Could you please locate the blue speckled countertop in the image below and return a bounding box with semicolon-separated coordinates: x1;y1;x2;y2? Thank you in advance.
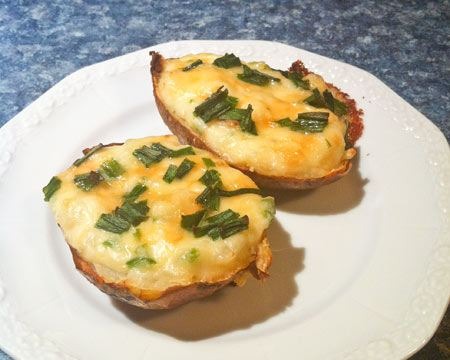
0;1;448;359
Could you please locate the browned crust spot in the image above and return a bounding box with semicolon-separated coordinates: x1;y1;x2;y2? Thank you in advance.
150;52;360;189
289;60;364;147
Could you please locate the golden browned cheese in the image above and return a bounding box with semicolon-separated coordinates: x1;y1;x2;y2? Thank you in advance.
154;53;357;180
47;136;275;302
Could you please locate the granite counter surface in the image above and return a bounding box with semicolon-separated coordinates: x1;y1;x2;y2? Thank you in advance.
0;1;448;359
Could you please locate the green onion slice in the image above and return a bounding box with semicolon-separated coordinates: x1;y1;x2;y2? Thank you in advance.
183;248;200;262
73;144;104;167
237;65;281;86
181;209;207;230
205;209;240;225
163;164;178;183
133;143;195;167
213;53;241;68
220;215;249;239
282;71;310;89
196;186;220;210
99;159;125;179
126;256;156;268
74;171;103;191
43;176;62;201
305;88;327;108
115;200;149;227
133;145;165;167
123;183;147;203
202;157;216;168
95;213;130;234
323;89;348;116
219;104;257;135
218;188;262;197
276;112;329;133
193;87;238;122
182;59;203;71
199;169;222;187
175;158;195;179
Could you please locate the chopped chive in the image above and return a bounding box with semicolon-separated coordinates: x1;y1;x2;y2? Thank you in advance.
43;176;62;201
213;53;242;68
193;211;248;239
151;143;195;157
196;186;220;210
218;188;262;197
276;112;329;133
73;144;104;167
207;227;221;240
192;210;239;237
163;164;178;183
199;169;222;187
123;183;147;203
218;108;247;121
305;88;327;108
239;104;257;135
202;157;216;168
333;98;348;116
99;159;125;180
193;222;216;238
115;200;149;227
102;240;114;248
298;112;329;121
220;215;249;239
126;256;156;268
175;158;195;179
103;238;119;248
276;118;295;127
149;143;173;157
323;89;335;112
193;87;237;122
294;112;329;133
133;145;165;167
205;209;240;225
282;71;310;89
323;89;347;116
95;213;130;234
183;59;203;71
219;104;257;135
74;171;103;191
262;197;276;220
181;209;207;230
183;248;200;262
237;65;281;86
183;208;249;241
169;146;195;157
325;138;332;148
134;143;196;167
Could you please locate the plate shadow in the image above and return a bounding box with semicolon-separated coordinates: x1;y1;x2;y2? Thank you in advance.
112;219;304;340
268;150;368;215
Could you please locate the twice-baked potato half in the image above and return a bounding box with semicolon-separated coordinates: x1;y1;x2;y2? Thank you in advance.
43;135;274;309
151;52;363;189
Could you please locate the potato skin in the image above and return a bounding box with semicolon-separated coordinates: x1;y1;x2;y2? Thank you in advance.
150;51;363;189
70;246;237;309
69;237;270;310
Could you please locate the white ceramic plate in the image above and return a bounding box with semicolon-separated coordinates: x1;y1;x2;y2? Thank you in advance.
0;40;449;360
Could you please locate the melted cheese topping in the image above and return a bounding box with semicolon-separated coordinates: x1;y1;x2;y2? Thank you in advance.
156;53;355;178
49;136;274;299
